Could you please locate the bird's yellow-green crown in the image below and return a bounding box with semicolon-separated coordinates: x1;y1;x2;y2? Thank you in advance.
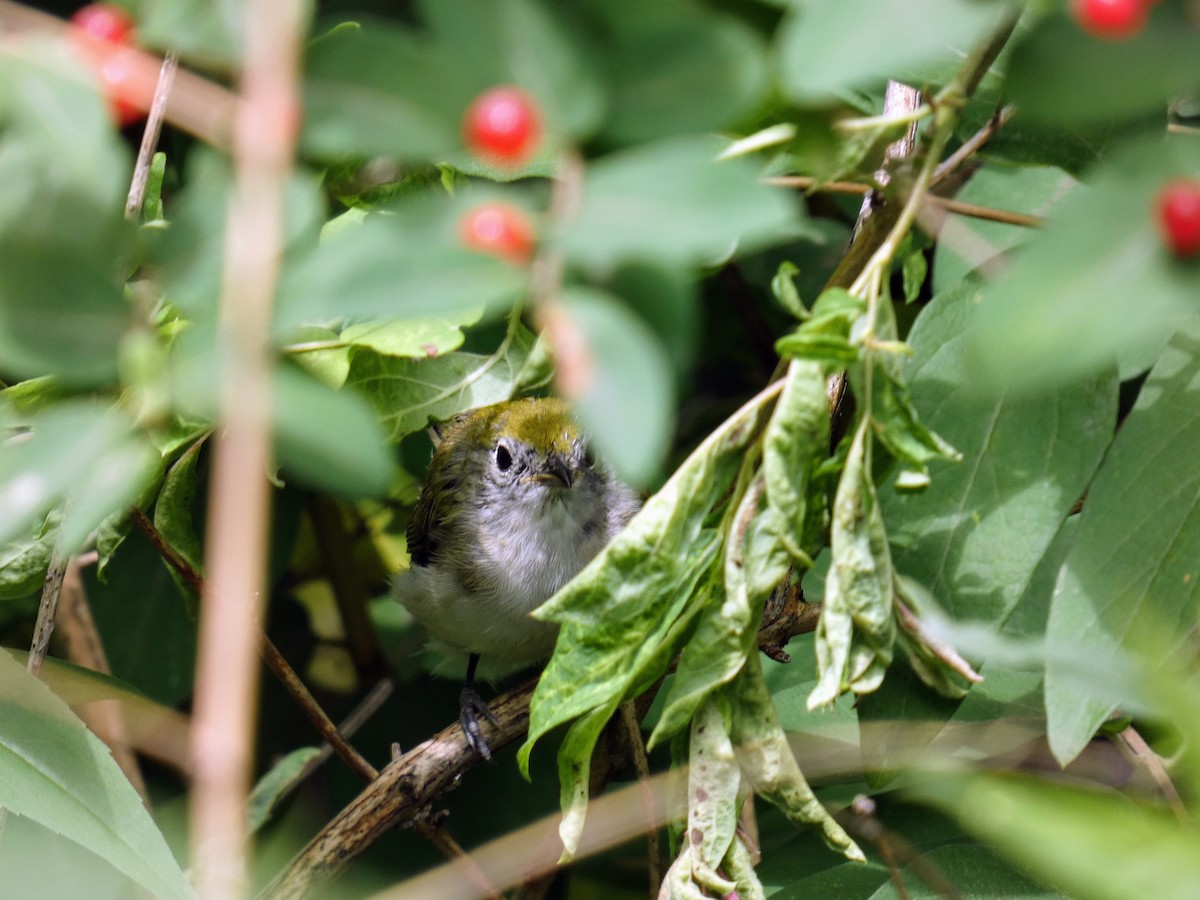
456;397;581;455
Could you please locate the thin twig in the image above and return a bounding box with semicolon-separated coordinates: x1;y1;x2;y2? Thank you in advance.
28;540;68;677
189;0;303;892
768;176;1043;228
619;702;661;898
125;51;178;221
130;508;380;783
1117;725;1189;824
932;103;1016;185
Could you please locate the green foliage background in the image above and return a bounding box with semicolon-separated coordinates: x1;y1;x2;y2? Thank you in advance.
2;0;1200;897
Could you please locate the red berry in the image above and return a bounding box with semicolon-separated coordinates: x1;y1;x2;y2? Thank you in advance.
462;86;542;167
1156;180;1200;258
70;3;136;45
457;203;536;264
68;4;148;127
1072;0;1148;40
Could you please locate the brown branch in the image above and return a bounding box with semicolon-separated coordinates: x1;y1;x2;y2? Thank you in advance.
55;557;149;802
260;677;538;900
1117;724;1189;824
932;103;1016;185
130;507;380;783
261;613;818;899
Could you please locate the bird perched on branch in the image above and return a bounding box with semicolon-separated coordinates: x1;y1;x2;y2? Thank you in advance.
395;397;640;758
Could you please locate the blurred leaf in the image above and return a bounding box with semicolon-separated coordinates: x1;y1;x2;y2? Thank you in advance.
248;747;321;833
305;0;603;161
155;152;325;322
0;649;193;898
0;404;158;554
603;262;698;373
970;136;1200;390
1045;317;1200;764
0;239;129;384
273;195;524;334
421;0;606;143
1006;10;1200;126
777;0;1010;102
301;23;467;161
558;136;799;270
557;287;675;483
347;321;546;441
138;0;242;68
910;772;1200;900
272;366;395;497
581;0;768;144
932;163;1078;294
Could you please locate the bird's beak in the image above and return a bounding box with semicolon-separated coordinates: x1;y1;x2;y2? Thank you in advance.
529;453;573;488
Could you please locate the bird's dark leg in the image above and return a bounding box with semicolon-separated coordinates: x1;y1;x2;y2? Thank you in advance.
460;653;499;760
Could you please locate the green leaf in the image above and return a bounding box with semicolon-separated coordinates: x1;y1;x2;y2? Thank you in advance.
154;437;206;611
0;404;158;554
0;518;53;600
970;135;1200;391
557;287;675;484
809;420;894;708
168;353;394;497
0;238;130;385
1045;317;1200;764
910;772;1200;900
649;476;783;747
1006;9;1200;126
138;0;242;68
777;0;1010;102
272;366;396;497
273;195;525;335
728;653;863;860
301;23;468;161
763;360;830;564
248;747;321;833
521;395;775;827
882;279;1116;624
86;527;198;707
931;163;1078;294
581;0;768;144
346;322;547;442
0;649;193;898
557;135;799;270
775;287;866;367
339;310;483;360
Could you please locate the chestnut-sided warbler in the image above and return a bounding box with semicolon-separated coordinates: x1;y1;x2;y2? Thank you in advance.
395;397;640;758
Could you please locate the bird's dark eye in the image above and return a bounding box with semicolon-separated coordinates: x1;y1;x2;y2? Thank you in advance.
582;443;596;468
495;443;513;471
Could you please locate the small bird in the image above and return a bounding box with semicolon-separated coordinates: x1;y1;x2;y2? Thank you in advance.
395;397;640;758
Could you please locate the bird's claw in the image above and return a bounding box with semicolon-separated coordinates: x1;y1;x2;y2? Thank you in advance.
460;683;499;760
